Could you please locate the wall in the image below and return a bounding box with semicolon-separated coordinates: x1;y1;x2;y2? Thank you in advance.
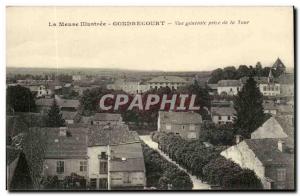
88;146;108;179
217;86;240;95
43;158;88;180
158;121;201;140
110;171;145;188
212;115;234;125
259;84;280;96
220;141;268;188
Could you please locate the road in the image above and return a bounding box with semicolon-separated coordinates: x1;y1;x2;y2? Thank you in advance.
140;135;211;190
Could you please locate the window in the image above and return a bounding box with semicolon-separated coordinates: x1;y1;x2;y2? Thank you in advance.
227;116;231;120
99;161;108;174
56;161;64;174
277;168;286;181
218;116;222;120
182;125;185;130
90;178;97;189
263;86;267;91
166;124;171;130
99;152;107;159
80;161;87;172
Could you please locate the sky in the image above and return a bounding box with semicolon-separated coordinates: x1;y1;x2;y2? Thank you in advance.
6;6;294;71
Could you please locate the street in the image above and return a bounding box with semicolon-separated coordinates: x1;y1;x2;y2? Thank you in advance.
140;135;211;190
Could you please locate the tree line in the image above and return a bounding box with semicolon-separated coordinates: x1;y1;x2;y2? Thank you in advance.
151;132;262;189
142;143;193;190
208;60;286;84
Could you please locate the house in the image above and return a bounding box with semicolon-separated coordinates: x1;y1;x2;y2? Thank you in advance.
91;113;123;125
221;138;294;190
147;76;187;90
41;127;89;180
121;81;150;94
263;101;278;115
211;107;236;125
217;80;242;96
57;98;80;112
87;124;145;190
157;111;202;140
28;85;52;98
278;73;294;97
62;111;79;124
107;79;150;94
110;143;146;189
251;115;294;147
240;70;280;97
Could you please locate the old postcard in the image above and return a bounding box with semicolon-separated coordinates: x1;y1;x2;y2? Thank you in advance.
6;6;295;191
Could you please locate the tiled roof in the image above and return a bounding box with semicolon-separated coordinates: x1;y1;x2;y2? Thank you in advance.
275;115;294;139
110;158;145;172
88;125;140;147
211;107;236;116
244;138;293;166
31;127;89;159
111;142;143;159
92;113;122;122
110;142;145;172
148;76;187;83
159;111;202;124
251;117;288;139
217;80;241;87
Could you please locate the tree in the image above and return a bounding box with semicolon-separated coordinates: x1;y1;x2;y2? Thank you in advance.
6;85;36;113
208;68;224;83
233;77;265;138
46;99;65;127
202;157;262;190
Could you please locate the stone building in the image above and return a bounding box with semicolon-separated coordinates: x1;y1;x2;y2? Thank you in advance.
158;111;202;140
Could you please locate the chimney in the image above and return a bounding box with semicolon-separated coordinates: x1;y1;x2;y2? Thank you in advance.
235;135;242;144
278;140;285;152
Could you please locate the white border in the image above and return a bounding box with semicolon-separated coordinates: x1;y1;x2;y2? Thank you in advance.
1;1;299;196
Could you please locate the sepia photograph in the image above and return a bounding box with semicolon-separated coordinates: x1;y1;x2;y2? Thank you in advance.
5;6;295;191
